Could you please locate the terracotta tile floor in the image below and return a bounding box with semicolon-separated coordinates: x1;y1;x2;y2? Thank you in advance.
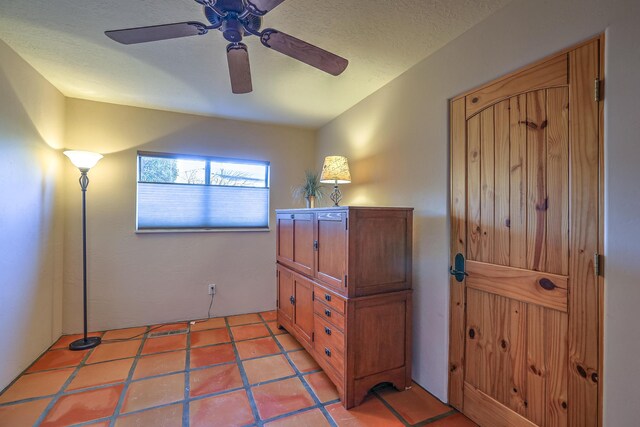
0;310;476;426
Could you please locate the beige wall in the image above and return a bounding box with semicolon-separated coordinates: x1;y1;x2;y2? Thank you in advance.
63;99;316;332
0;40;65;390
317;0;640;424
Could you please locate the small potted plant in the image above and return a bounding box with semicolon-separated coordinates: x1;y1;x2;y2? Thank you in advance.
292;170;325;208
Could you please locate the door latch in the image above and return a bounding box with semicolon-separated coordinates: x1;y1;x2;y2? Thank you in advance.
449;253;468;282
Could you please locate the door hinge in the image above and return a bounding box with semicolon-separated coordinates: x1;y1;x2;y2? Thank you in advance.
345;218;348;230
311;332;315;342
594;78;601;102
276;270;279;278
312;291;315;301
344;275;348;286
594;253;601;277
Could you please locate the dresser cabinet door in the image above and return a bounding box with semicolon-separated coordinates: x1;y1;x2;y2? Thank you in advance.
293;273;315;345
277;266;294;324
315;212;347;290
276;213;315;276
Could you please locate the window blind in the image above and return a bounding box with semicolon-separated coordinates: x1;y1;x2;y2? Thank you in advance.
137;183;269;229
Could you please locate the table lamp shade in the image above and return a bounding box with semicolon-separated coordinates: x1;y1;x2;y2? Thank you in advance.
320;156;351;183
64;150;103;170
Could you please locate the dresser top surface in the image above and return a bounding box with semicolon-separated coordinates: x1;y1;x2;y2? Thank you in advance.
276;206;414;213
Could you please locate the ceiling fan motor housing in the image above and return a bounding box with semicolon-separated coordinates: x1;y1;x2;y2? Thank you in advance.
222;17;244;42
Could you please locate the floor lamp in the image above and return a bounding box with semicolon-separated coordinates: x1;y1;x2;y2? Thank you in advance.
64;150;103;351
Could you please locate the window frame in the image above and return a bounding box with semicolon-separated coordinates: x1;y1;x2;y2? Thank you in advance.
136;151;271;233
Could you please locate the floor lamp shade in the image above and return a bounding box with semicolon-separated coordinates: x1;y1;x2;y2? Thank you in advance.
64;150;103;171
64;150;103;351
320;156;351;206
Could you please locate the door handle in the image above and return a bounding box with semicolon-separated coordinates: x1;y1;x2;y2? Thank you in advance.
289;296;295;305
449;253;468;282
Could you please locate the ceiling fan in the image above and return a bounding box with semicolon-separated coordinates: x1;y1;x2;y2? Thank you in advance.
105;0;349;94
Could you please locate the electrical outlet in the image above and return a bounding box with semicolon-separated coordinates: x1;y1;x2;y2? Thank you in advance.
208;284;217;295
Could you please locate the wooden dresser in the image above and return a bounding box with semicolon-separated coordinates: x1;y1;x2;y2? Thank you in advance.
275;206;413;408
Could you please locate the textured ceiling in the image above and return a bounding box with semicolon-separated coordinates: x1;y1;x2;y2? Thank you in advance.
0;0;509;128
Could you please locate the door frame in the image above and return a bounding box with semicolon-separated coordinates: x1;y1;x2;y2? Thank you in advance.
447;34;605;426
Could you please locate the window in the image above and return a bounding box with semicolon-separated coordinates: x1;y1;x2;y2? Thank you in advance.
137;152;270;231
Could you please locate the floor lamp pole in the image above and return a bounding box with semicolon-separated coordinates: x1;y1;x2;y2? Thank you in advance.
69;169;101;351
81;172;88;340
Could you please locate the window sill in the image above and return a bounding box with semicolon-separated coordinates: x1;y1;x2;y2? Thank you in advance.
135;227;271;234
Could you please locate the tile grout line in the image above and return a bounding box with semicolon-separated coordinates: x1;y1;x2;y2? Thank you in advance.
13;314;307;427
0;330;105;398
370;378;463;426
370;386;413;427
262;313;338;427
0;345;72;399
6;316;279;424
413;409;459;427
182;323;191;427
2;312;468;427
1;364;221;416
33;332;105;426
226;316;263;427
65;325;189;427
1;351;196;410
108;325;152;426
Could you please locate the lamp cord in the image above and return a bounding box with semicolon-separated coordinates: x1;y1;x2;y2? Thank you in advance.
87;291;216;343
207;293;215;319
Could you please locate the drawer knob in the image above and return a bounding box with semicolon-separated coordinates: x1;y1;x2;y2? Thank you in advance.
290;214;295;219
324;348;331;357
324;327;332;335
324;309;331;317
325;294;332;302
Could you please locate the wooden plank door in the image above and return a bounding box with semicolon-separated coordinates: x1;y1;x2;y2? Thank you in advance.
449;37;602;427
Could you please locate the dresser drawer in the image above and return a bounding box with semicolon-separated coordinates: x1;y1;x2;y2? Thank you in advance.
317;344;344;376
314;299;345;331
314;318;345;375
314;315;345;354
314;285;345;314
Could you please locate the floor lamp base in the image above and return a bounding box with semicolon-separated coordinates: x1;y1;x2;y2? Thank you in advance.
69;336;101;351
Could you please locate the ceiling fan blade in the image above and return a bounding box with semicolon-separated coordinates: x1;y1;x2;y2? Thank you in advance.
105;22;210;45
245;0;286;16
260;29;348;76
227;43;253;94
